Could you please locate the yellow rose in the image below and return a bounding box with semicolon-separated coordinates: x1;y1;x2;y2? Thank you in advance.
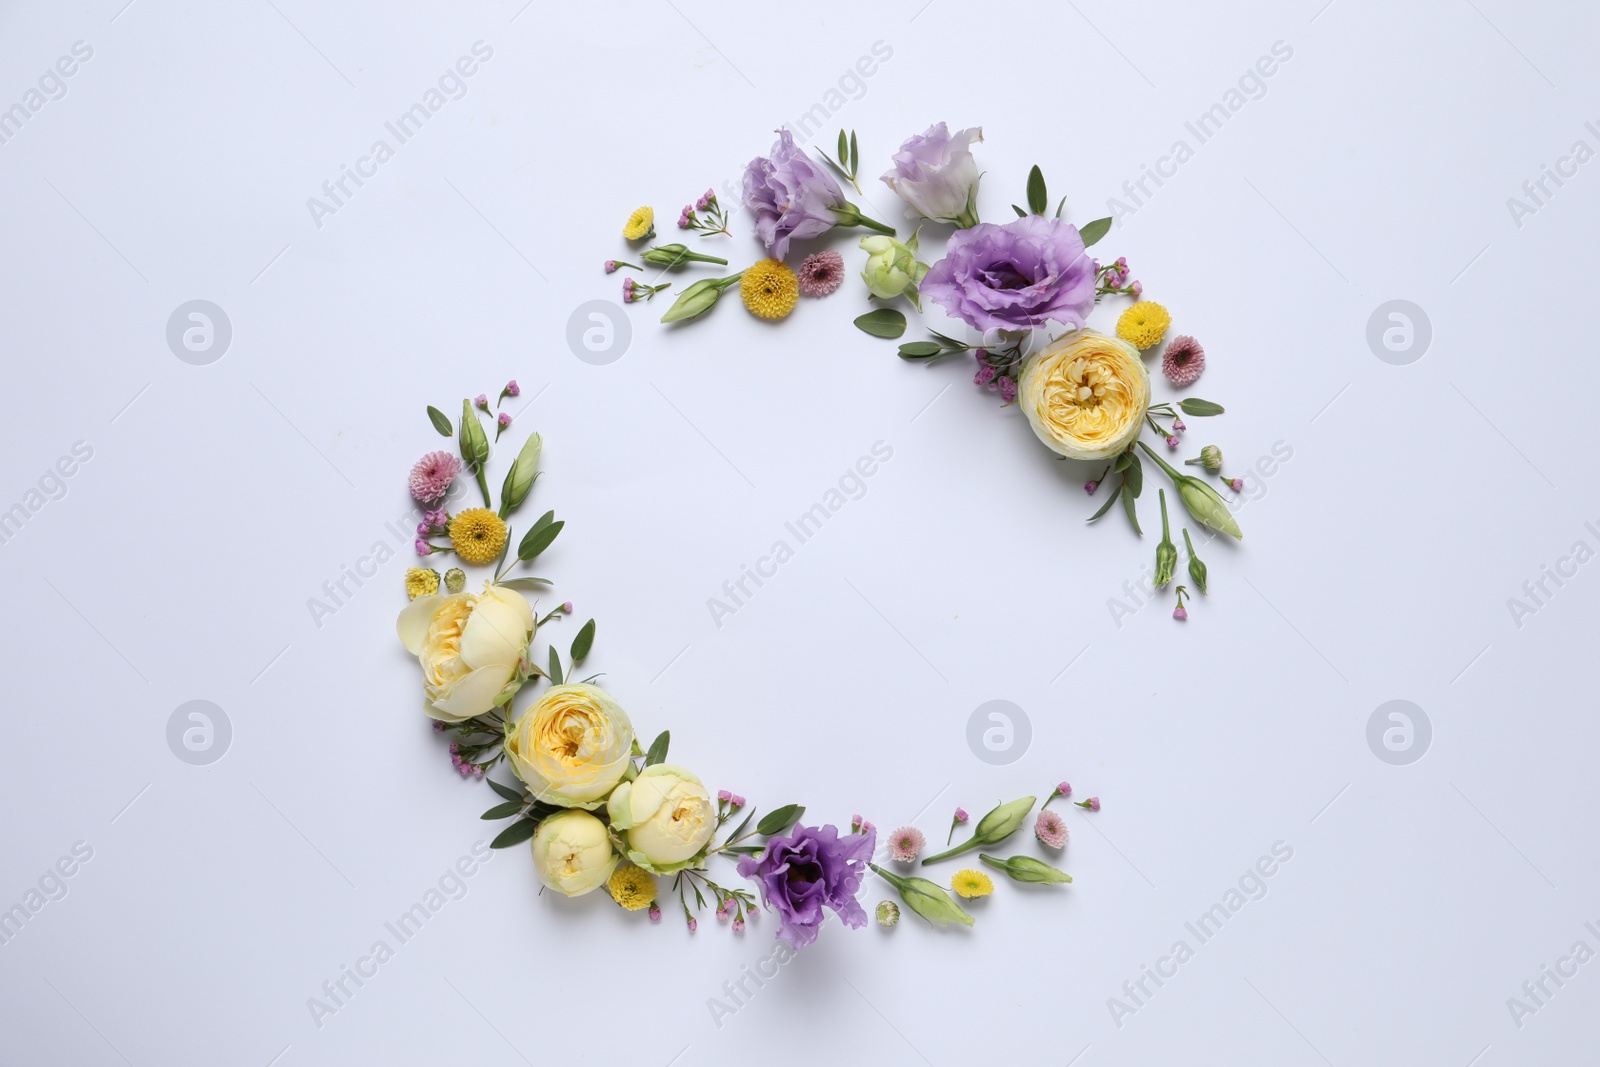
531;810;618;897
606;764;715;873
505;683;634;809
396;583;532;722
1018;330;1150;461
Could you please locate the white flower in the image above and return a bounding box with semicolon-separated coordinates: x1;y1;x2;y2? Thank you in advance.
396;583;532;722
881;123;984;227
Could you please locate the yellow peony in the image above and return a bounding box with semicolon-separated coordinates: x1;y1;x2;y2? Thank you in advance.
1018;330;1150;462
606;764;716;874
397;583;532;722
505;683;635;809
531;810;618;897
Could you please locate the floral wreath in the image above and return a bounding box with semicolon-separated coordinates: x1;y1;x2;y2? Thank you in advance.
398;394;1098;945
612;123;1249;622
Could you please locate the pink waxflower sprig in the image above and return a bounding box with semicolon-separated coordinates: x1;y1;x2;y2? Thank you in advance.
623;277;671;304
1095;256;1142;299
678;189;732;238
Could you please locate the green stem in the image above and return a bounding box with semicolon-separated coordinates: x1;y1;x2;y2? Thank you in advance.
920;837;980;865
870;863;911;890
1137;440;1184;483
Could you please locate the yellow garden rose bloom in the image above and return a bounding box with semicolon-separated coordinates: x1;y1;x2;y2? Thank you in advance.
505;683;634;809
1018;330;1150;461
531;810;618;897
396;583;532;723
606;764;716;873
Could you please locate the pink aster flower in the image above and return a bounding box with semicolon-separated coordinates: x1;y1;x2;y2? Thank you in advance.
887;826;926;863
409;451;461;503
1163;335;1205;386
1035;809;1069;849
797;250;846;297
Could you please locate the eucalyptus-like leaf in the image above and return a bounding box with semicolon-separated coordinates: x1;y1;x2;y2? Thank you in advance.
1054;195;1068;219
486;778;524;803
644;730;669;768
570;619;595;664
1124;453;1144;498
1087;480;1123;522
849;129;859;173
1078;216;1113;247
898;341;944;359
498;431;543;519
518;518;563;561
1011;204;1027;217
853;308;907;339
1026;165;1047;215
757;804;805;836
1122;475;1142;535
1178;398;1225;416
837;128;849;166
490;819;538;849
480;800;523;821
427;405;453;437
547;646;563;685
496;576;552;590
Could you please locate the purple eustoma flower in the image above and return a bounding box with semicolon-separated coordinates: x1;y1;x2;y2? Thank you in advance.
742;129;891;260
920;216;1096;333
882;122;983;228
737;823;875;949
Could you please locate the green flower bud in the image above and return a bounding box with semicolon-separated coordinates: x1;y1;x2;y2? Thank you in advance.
640;244;729;269
1184;445;1223;472
660;273;743;324
1182;529;1207;595
920;796;1036;864
875;900;900;927
859;230;930;310
1140;443;1242;540
444;567;466;594
870;865;974;928
979;854;1073;885
1154;489;1177;587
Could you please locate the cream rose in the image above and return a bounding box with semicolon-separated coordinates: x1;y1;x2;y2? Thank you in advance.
396;583;532;722
1018;330;1150;461
607;764;716;873
505;683;634;809
530;810;618;897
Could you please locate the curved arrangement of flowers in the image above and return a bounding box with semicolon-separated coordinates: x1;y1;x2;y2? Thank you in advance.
607;123;1252;619
397;399;1101;944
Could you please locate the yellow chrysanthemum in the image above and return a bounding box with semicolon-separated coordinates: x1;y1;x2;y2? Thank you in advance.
740;259;800;320
1115;300;1171;350
623;206;655;241
448;508;508;566
405;567;440;599
951;869;993;899
607;864;658;911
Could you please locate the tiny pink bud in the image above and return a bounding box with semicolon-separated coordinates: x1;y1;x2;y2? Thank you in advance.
497;412;511;428
851;814;863;829
1131;280;1143;297
1173;605;1188;620
475;394;488;410
604;260;618;273
1077;796;1101;812
1227;478;1244;492
561;601;573;614
414;538;430;555
1085;480;1099;494
649;905;661;922
504;380;519;396
1167;435;1180;449
718;789;732;802
733;918;745;933
954;808;969;823
417;522;430;536
1056;781;1072;797
687;918;698;932
731;795;746;809
1172;419;1185;432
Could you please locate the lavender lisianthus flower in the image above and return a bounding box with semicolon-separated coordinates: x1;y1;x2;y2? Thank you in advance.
743;129;893;260
737;823;875;949
920;216;1096;333
881;122;984;228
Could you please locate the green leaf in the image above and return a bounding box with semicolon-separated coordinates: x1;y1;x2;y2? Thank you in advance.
498;431;543;519
849;130;859;174
487;778;524;803
898;341;945;359
837;128;849;166
644;730;670;768
926;329;966;348
1026;164;1047;215
853;308;907;339
518;518;564;561
1112;452;1132;472
721;845;765;856
757;804;805;836
1079;216;1113;248
725;806;756;844
496;576;552;590
490;819;539;849
427;406;453;436
1122;474;1142;535
570;619;595;664
1178;398;1226;416
1011;204;1027;217
1124;453;1144;498
1054;195;1068;219
1087;480;1123;522
480;800;523;820
547;646;563;685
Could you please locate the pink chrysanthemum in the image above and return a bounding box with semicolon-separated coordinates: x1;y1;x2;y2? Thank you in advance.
1162;335;1205;386
797;250;845;297
408;451;460;503
1034;809;1068;849
888;826;926;862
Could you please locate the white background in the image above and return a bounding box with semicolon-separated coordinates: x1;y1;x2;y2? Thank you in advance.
2;0;1596;1064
